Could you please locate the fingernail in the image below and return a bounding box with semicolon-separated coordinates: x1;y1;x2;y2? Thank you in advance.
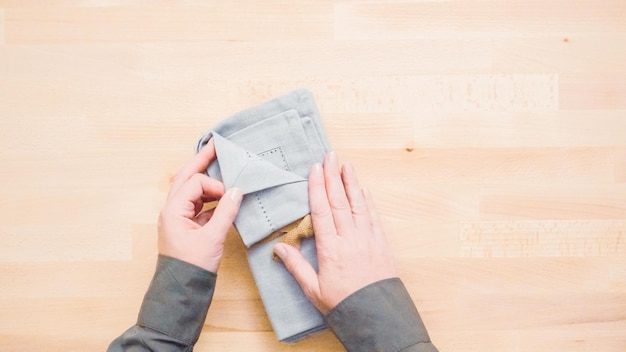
227;187;242;203
329;151;338;165
345;162;354;175
273;244;288;259
312;163;322;175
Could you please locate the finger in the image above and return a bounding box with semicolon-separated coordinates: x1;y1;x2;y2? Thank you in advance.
362;187;385;239
193;199;204;215
308;163;337;246
169;173;225;219
341;163;370;231
201;187;242;239
324;152;354;235
195;208;216;226
169;139;216;199
273;243;324;312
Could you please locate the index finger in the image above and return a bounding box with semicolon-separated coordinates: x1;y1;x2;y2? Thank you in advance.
309;162;336;247
168;139;216;199
324;152;354;236
167;173;225;220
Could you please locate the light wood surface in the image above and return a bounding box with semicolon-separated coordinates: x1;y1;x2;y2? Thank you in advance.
1;1;625;351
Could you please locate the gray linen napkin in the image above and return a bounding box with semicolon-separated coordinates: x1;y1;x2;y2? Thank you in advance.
196;89;330;342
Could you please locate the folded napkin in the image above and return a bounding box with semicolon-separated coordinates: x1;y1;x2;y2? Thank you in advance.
196;89;330;342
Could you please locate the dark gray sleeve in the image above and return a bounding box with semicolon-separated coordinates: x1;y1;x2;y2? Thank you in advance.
108;255;217;352
325;278;438;352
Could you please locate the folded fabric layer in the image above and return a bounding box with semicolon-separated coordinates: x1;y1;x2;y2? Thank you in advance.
196;89;330;342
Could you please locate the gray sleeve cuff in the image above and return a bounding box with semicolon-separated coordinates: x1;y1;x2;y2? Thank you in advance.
137;255;217;346
325;278;438;352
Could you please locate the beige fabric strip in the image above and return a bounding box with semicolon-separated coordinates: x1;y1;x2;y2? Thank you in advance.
272;214;314;260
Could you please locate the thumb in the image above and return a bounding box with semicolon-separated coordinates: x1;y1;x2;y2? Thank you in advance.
202;187;242;238
273;243;321;308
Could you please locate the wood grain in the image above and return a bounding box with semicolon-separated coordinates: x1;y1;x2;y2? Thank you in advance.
0;0;625;351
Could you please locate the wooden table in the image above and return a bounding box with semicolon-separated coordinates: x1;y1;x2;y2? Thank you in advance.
1;1;625;350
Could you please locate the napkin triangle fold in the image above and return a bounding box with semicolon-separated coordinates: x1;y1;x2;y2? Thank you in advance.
212;133;306;195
